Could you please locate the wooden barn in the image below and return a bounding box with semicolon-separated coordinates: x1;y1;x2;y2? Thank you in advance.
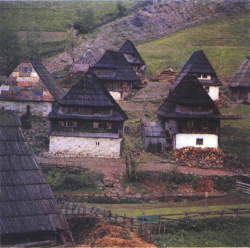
49;72;128;158
141;120;166;153
173;50;223;101
228;51;250;103
157;75;238;150
119;40;145;72
70;48;102;74
0;110;73;246
0;57;65;117
91;50;141;100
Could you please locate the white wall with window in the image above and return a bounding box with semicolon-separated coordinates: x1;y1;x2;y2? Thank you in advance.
205;86;219;101
175;133;218;149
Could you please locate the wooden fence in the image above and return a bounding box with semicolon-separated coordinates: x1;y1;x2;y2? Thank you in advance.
59;201;250;238
236;180;250;195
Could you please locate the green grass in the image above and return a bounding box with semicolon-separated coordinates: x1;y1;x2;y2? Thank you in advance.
84;202;249;217
0;1;135;32
138;14;250;77
158;218;249;247
219;104;250;166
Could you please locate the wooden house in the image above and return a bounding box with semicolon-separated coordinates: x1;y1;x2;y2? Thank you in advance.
157;75;238;150
91;50;141;100
70;48;102;74
0;57;65;117
228;51;250;103
0;110;73;246
119;40;145;72
173;50;223;101
49;73;128;158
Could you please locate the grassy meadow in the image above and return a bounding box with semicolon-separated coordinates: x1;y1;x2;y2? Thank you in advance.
138;13;250;78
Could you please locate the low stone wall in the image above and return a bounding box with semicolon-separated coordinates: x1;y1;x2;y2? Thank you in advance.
0;100;53;117
49;136;122;158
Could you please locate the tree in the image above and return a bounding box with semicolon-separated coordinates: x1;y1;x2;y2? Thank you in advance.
73;7;95;34
117;1;127;16
122;136;137;182
65;28;83;66
0;27;23;76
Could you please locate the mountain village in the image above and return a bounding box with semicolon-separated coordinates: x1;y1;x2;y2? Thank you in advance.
0;1;249;247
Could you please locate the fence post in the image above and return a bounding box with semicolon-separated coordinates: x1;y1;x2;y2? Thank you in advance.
158;210;161;237
162;227;166;247
236;208;239;219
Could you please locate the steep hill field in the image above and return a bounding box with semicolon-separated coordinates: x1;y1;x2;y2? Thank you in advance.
137;13;250;79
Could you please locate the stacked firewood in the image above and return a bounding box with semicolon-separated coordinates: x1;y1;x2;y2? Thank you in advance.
173;147;225;169
214;94;228;107
152;68;177;82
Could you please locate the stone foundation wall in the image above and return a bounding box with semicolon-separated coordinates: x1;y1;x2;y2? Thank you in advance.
49;136;122;158
0;101;53;117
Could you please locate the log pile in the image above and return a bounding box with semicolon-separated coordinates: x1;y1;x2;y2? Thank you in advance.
152;68;177;83
214;94;228;107
173;147;225;169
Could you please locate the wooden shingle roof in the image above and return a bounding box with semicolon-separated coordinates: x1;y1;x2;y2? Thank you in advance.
119;40;145;66
229;51;250;88
173;50;223;87
91;50;140;82
0;111;68;236
49;73;128;122
157;75;223;119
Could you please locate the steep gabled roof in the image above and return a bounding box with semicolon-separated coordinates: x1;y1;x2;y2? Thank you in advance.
0;111;68;238
157;75;222;119
119;40;145;66
0;57;65;102
49;73;128;122
173;50;223;87
229;51;250;88
91;50;140;82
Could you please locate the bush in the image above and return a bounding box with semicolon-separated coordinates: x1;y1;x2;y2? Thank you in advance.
42;167;104;192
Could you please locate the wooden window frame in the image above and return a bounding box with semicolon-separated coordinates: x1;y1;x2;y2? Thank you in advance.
187;121;194;128
196;138;203;145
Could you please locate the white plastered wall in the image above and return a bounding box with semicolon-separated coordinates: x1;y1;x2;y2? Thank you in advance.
109;91;122;101
207;86;219;101
175;133;218;149
0;101;53;117
49;136;122;158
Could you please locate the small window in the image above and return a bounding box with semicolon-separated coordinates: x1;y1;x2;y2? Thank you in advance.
93;122;98;129
202;121;208;128
59;120;76;127
205;86;209;93
203;74;208;79
196;138;203;145
187;121;194;128
96;142;100;146
196;73;202;78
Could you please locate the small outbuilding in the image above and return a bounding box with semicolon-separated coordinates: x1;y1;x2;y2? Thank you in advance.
49;72;128;158
0;57;65;116
173;50;223;101
91;50;141;100
141;120;166;153
228;51;250;103
119;39;145;72
0;110;73;246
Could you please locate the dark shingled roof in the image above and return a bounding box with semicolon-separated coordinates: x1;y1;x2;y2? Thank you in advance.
0;57;65;102
173;50;223;87
229;51;250;88
119;40;145;66
49;73;128;122
0;111;68;236
156;75;223;119
91;50;140;82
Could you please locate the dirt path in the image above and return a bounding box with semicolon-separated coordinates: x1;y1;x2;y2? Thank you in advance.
37;156;236;177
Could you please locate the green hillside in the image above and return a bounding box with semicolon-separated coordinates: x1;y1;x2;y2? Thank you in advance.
0;1;135;32
138;14;250;78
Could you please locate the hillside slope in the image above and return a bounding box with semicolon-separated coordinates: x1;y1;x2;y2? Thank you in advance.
44;0;249;73
137;13;250;79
